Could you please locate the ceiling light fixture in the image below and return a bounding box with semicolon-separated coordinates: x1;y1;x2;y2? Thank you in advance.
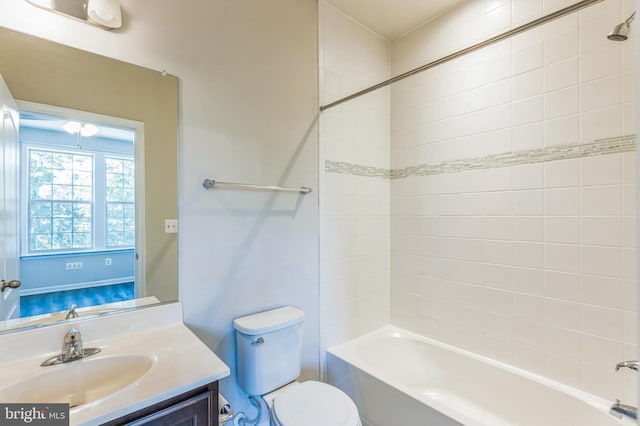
63;121;99;137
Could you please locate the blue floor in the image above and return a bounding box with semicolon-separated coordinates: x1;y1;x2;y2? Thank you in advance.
20;282;135;317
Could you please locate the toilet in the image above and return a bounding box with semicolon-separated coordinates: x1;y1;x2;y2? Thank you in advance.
234;306;361;426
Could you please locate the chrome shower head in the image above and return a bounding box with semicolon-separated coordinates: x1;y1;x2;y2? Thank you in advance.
608;11;636;41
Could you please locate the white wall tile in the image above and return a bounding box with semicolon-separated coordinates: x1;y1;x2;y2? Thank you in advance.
512;163;544;190
544;57;579;92
544;159;580;188
580;44;622;83
512;42;543;75
544;86;579;119
513;68;543;100
544;114;580;146
512;96;544;126
545;270;580;302
546;298;581;330
545;243;580;273
582;246;623;278
543;28;578;65
582;275;623;309
581;217;622;247
514;217;544;242
581;76;622;112
581;106;622;142
545;188;580;215
514;267;545;295
512;122;544;151
514;190;544;215
546;326;581;359
581;155;622;186
385;0;635;402
545;217;580;244
581;186;622;216
583;305;624;341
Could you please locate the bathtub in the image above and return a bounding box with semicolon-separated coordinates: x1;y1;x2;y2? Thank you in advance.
326;326;629;426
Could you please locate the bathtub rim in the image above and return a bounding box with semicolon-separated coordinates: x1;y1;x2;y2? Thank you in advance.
327;325;622;426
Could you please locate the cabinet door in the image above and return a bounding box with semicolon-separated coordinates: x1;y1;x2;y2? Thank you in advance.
126;392;211;426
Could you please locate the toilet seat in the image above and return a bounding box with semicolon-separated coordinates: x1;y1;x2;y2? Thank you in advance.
271;381;361;426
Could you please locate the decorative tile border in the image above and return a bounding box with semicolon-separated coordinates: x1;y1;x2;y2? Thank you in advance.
325;160;390;179
325;135;636;180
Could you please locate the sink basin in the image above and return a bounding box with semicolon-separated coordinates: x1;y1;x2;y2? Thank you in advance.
0;355;153;408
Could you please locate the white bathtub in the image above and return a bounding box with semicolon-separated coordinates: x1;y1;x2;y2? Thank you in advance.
326;326;630;426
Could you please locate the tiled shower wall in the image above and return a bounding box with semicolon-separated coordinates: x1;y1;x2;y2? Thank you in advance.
390;0;637;401
318;0;391;360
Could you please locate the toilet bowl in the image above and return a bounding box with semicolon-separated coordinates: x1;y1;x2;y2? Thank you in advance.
233;306;361;426
265;381;361;426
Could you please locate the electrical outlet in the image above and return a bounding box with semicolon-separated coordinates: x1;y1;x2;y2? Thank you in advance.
105;258;112;266
65;262;83;270
164;219;178;234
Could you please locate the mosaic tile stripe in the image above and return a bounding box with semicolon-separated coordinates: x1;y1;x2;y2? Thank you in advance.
391;135;636;179
325;160;390;179
325;135;636;180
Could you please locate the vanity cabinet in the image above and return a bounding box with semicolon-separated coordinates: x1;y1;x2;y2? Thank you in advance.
102;381;218;426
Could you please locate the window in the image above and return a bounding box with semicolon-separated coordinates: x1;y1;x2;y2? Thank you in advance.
28;149;94;252
105;157;135;248
21;112;136;256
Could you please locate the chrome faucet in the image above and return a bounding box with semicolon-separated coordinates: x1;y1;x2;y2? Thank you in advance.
65;304;79;320
609;360;638;421
615;360;639;372
610;400;637;421
41;328;101;366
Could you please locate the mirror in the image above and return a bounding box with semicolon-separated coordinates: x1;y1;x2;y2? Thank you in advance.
0;26;178;332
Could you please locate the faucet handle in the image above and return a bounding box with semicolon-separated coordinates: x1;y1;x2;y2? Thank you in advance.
65;304;79;320
615;360;639;372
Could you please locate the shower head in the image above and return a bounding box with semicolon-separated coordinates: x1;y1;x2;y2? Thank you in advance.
608;11;636;41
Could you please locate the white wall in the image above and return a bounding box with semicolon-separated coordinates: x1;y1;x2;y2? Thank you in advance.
0;0;319;418
390;0;637;402
318;0;391;367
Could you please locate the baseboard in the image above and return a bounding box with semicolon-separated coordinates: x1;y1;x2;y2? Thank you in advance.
20;277;135;296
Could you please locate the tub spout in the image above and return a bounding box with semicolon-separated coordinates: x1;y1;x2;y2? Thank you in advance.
609;399;637;421
615;360;639;372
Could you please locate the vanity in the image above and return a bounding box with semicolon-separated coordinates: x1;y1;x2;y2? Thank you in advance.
0;302;230;425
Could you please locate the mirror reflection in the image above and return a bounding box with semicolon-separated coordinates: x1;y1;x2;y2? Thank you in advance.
0;27;179;332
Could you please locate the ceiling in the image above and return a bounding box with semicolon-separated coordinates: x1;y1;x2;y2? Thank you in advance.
20;111;135;142
325;0;470;41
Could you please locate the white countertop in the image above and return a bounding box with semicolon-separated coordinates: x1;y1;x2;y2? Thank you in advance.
0;302;230;425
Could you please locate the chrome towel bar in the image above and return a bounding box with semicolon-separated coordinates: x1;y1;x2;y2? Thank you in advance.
202;179;312;194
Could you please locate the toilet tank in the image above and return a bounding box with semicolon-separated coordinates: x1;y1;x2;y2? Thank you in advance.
233;306;305;396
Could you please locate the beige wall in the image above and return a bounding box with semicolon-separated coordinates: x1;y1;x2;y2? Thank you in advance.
0;27;178;302
0;1;319;419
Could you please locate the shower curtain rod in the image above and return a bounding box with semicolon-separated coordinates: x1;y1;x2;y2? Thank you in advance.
319;0;604;112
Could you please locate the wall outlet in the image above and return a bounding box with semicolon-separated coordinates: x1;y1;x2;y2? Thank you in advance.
65;262;83;270
105;258;112;266
164;219;178;234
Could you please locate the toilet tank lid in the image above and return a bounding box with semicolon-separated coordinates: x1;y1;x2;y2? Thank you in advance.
233;306;305;335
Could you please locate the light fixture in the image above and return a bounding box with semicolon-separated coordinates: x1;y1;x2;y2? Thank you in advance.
24;0;122;30
87;0;122;29
63;121;99;137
